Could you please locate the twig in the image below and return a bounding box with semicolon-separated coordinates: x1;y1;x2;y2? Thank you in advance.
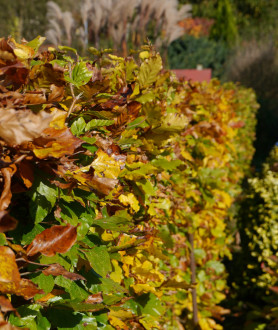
66;63;83;118
189;232;199;327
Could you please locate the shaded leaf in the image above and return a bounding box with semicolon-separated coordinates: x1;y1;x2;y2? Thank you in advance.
27;224;78;257
91;216;133;232
0;211;17;233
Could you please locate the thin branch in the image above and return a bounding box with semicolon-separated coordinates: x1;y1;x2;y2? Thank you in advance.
66;63;83;118
189;232;199;327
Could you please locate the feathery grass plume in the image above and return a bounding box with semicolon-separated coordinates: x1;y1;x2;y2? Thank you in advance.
46;1;75;46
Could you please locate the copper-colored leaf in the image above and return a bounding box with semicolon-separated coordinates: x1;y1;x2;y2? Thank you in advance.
0;164;16;211
84;293;103;304
42;263;86;281
0;296;15;312
0;108;54;146
27;224;78;257
0;211;17;232
16;279;44;300
33;127;83;159
17;160;34;188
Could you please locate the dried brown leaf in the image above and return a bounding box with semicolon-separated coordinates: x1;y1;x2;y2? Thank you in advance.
0;164;16;211
84;293;103;304
33;127;83;159
27;224;78;257
42;263;86;281
0;108;54;145
17;160;34;188
0;296;15;312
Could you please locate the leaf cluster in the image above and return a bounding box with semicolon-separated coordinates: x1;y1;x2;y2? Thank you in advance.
0;37;258;329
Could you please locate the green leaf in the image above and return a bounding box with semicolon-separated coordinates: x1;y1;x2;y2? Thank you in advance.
81;136;97;144
65;62;92;87
137;55;162;88
82;246;112;278
89;47;101;56
194;248;206;260
55;300;106;313
54;276;89;301
32;273;55;295
100;278;127;294
151;158;183;171
58;45;78;54
85;119;114;131
30;180;57;224
0;233;7;246
27;36;46;53
90;216;133;231
137;293;165;317
206;260;225;275
71;117;86;136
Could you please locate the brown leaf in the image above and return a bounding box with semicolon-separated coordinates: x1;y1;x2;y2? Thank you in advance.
42;263;86;281
22;85;64;105
0;62;29;89
0;108;54;146
84;293;103;304
17;160;34;188
0;296;15;312
33;127;83;159
0;211;17;232
27;224;78;257
15;279;44;300
0;164;16;211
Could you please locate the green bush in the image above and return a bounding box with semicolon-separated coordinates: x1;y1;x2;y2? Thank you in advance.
167;35;228;78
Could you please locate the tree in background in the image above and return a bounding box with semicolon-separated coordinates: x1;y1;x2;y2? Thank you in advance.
0;0;48;41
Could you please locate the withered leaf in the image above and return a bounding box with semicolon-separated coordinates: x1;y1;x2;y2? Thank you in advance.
0;108;54;145
0;211;17;232
16;279;44;300
84;293;103;304
42;263;86;281
33;127;83;159
0;164;16;211
17;160;34;188
27;224;78;257
0;295;15;312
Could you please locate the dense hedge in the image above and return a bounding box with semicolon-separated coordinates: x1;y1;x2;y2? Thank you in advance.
0;36;258;329
227;146;278;329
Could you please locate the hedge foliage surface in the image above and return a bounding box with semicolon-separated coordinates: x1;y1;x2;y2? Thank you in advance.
0;36;258;329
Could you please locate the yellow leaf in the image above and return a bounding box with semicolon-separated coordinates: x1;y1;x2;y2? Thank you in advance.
110;260;123;283
108;316;128;330
119;193;140;212
131;283;157;294
92;150;123;179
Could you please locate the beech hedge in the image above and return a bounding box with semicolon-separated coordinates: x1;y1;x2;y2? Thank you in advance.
0;36;258;329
